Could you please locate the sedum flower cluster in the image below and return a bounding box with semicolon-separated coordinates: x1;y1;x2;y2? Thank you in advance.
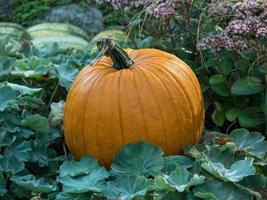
198;0;267;51
96;0;192;18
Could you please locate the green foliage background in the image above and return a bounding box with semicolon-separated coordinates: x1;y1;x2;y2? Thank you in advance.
0;0;267;199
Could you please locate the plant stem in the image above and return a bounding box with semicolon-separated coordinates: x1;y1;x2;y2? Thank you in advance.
97;38;134;70
48;82;59;108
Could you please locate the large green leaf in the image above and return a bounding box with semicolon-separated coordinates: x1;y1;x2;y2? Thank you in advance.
230;129;267;158
56;192;92;200
21;114;49;135
0;86;17;111
209;75;230;97
240;174;267;189
5;82;43;97
0;156;25;174
211;102;225;126
4;138;31;162
231;77;264;95
193;180;254;200
0;128;15;148
0;57;14;76
58;167;109;193
59;156;99;177
111;141;164;177
201;158;255;182
10;174;57;193
57;62;78;90
30;140;49;167
155;165;205;192
238;107;264;128
104;176;154;200
162;155;194;174
225;107;241;122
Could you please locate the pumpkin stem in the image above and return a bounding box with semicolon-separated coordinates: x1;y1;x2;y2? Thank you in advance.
97;37;134;70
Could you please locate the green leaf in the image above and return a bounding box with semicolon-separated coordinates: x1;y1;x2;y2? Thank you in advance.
226;107;240;121
104;176;154;200
0;86;17;111
211;102;225;126
111;141;164;177
0;57;14;76
58;167;109;193
163;155;194;174
4;138;31;162
155;165;205;192
10;174;57;193
21;114;50;135
30;141;49;167
219;58;232;75
56;192;92;200
0;156;25;174
5;82;43;97
59;156;99;178
235;59;249;73
231;77;264;95
201;158;255;182
0;128;15;148
209;75;230;97
193;180;254;200
230;128;267;158
57;62;78;90
204;146;243;168
0;173;7;196
238;107;264;127
160;190;188;200
183;144;208;160
240;174;267;189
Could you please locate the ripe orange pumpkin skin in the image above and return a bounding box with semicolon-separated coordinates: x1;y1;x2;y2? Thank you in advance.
64;39;204;166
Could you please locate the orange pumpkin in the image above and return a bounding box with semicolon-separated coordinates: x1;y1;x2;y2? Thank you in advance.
64;38;204;166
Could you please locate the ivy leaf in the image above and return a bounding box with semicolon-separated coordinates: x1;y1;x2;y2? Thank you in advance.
59;156;99;177
21;114;49;136
201;158;255;182
193;180;254;200
163;155;194;174
58;167;109;193
56;192;92;200
10;174;57;193
111;141;164;177
0;173;7;196
209;75;230;97
155;165;205;192
231;77;264;95
104;176;154;200
57;62;78;91
230;129;267;158
0;86;17;111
